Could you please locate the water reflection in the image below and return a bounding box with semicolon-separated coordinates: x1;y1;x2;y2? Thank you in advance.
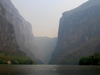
0;65;100;75
0;65;61;75
57;65;100;75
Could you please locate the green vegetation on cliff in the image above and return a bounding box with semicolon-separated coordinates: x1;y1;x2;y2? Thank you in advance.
79;52;100;65
0;52;36;64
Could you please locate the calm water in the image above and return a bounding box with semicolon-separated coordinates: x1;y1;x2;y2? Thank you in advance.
0;65;100;75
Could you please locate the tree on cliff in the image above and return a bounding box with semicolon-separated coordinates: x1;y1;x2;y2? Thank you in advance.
79;52;100;65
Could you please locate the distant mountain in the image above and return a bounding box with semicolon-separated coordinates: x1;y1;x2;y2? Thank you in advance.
34;37;57;64
0;0;43;64
49;0;100;65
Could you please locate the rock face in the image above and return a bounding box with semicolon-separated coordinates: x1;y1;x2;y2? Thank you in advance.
0;0;42;63
49;0;100;64
0;2;20;53
0;4;36;64
34;37;57;64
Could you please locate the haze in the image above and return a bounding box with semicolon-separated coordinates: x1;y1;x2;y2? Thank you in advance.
11;0;88;38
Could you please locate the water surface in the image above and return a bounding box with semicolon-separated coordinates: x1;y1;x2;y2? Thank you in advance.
0;65;100;75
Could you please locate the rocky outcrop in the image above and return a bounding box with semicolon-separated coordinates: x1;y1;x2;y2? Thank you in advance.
49;0;100;64
0;0;42;63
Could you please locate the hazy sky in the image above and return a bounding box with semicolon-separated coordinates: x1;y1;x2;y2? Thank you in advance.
11;0;88;38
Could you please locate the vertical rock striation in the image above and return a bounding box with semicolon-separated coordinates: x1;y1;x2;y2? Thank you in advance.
50;0;100;64
0;2;20;53
0;0;42;63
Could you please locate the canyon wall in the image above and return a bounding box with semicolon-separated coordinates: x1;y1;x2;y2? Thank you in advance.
50;0;100;64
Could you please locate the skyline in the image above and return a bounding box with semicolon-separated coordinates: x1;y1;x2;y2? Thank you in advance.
11;0;88;38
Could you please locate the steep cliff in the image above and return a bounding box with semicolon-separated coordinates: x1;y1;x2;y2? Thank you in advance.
0;2;36;64
0;2;20;54
49;0;100;64
0;0;42;64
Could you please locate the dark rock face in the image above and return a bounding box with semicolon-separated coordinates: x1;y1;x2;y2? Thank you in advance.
0;0;42;63
0;2;24;55
49;0;100;64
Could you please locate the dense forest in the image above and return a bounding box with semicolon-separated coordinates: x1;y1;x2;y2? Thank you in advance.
79;52;100;65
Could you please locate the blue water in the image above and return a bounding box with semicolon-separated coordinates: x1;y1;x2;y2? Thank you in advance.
0;65;100;75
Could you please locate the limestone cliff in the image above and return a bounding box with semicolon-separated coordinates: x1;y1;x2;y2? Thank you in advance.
49;0;100;64
0;2;20;54
0;0;42;63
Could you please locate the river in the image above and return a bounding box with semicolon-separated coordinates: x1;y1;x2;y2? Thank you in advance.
0;65;100;75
